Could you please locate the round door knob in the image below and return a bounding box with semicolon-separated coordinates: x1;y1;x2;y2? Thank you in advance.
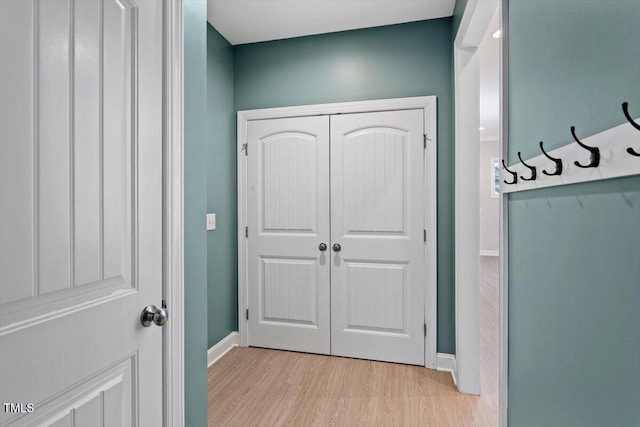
332;243;342;252
319;243;327;251
141;304;169;327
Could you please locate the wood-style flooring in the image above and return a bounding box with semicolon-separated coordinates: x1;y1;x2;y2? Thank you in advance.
207;256;500;426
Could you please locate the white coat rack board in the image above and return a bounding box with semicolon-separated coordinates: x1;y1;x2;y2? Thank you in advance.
501;102;640;194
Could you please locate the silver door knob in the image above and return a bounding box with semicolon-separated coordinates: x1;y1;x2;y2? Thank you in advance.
319;243;327;251
141;304;169;327
332;243;341;252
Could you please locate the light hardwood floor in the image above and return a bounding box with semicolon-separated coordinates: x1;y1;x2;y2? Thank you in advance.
208;257;500;427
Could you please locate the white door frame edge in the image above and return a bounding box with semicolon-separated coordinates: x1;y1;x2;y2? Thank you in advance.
499;1;509;425
163;0;184;425
237;96;439;369
454;0;508;426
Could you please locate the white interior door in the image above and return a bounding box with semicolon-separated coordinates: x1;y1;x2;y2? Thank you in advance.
330;110;426;365
0;0;164;424
246;116;331;354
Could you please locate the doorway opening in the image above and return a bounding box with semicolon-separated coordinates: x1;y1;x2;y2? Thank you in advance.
453;1;504;426
205;1;504;425
478;9;502;425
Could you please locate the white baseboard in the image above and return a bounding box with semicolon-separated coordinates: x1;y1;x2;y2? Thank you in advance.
436;353;458;386
207;331;239;367
479;250;499;257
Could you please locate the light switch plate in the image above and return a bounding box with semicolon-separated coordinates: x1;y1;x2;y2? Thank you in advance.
206;213;216;230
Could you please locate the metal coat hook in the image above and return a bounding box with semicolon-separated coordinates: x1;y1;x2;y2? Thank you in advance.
622;102;640;157
539;141;563;176
571;126;600;168
517;152;537;181
518;151;538;181
501;159;518;185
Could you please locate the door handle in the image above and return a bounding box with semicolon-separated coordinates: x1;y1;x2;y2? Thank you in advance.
332;243;341;252
319;243;327;251
140;304;169;327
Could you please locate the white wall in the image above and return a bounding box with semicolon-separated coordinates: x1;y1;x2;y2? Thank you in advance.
479;140;499;255
478;10;500;256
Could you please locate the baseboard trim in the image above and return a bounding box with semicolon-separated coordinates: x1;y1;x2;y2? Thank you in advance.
479;250;499;257
207;331;239;367
436;353;458;386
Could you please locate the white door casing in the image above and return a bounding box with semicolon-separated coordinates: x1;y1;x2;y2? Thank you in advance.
454;0;501;397
330;110;426;365
237;96;437;369
0;0;164;425
246;116;331;354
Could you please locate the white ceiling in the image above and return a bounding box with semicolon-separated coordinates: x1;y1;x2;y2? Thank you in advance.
208;0;456;45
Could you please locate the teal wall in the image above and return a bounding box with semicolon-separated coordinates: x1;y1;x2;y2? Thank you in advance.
233;19;456;353
206;24;238;348
184;0;208;426
508;1;640;426
452;0;468;39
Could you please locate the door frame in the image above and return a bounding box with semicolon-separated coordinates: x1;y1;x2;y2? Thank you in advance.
163;0;184;425
237;96;438;368
453;0;508;426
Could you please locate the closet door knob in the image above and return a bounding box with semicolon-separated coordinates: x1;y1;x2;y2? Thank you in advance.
319;243;327;251
140;304;169;327
332;243;341;252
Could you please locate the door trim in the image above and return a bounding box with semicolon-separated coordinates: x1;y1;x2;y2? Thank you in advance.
499;2;509;425
163;0;184;425
454;1;508;426
237;96;438;369
453;0;498;394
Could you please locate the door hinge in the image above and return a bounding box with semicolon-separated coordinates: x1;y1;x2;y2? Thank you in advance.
246;309;249;320
424;229;427;242
241;143;248;156
245;226;248;238
424;323;427;336
424;133;432;148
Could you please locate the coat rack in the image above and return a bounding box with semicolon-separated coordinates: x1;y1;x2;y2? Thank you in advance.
501;102;640;194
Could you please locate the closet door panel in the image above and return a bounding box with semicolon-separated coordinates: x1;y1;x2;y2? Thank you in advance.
330;109;425;365
246;116;331;354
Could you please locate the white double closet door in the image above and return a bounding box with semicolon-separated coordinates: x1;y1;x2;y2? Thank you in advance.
247;109;426;365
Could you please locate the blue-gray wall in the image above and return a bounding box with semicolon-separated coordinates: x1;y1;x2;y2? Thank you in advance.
184;0;208;425
233;19;456;353
206;24;238;348
452;0;468;39
508;1;640;426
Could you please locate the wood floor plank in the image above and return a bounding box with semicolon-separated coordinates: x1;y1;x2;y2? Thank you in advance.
208;257;499;426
